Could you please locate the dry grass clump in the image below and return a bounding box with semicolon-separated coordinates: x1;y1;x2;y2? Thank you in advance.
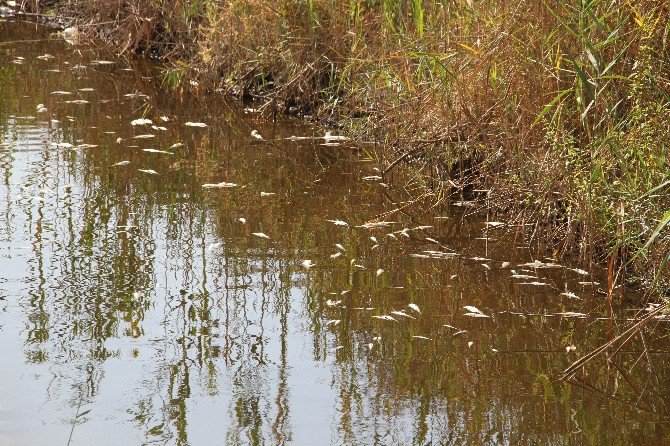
33;0;670;289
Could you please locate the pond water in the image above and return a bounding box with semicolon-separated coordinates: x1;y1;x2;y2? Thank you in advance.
1;19;669;446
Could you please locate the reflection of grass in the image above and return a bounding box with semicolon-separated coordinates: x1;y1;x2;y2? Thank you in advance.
37;0;670;290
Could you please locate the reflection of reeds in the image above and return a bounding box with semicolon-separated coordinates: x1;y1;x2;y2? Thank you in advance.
562;302;670;417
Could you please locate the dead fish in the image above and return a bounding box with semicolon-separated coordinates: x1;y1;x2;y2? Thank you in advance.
560;291;580;300
326;219;349;227
143;149;173;155
131;118;152;126
252;232;270;239
371;315;397;322
463;306;490;318
357;221;396;229
556;312;587;318
301;260;316;269
407;303;421;314
323;132;347;142
184;122;208;128
138;169;158;175
202;182;237;188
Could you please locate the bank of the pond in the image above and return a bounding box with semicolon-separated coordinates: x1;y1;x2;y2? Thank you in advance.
19;0;670;295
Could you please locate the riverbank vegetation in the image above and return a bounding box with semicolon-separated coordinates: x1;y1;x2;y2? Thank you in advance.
25;0;670;294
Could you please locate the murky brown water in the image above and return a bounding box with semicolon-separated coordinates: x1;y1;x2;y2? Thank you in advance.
1;19;669;446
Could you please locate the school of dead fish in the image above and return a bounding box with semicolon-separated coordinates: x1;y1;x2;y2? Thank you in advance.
18;48;611;359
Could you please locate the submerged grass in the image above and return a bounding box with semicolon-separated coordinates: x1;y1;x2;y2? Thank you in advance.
29;0;670;294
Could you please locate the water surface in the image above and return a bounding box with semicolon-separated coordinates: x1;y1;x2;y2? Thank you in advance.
1;19;669;445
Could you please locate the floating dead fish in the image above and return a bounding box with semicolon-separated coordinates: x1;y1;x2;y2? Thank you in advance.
325;300;342;307
301;260;316;269
160;116;169;122
323;132;348;142
131;118;152;126
184;122;208;128
410;250;459;259
485;221;505;227
572;268;589;276
142;149;173;155
133;134;155;139
202;182;237;188
123;92;149;99
371;315;397;322
36;104;47;113
335;243;345;251
463;306;490;318
37;54;55;60
208;242;223;251
252;232;270;239
260;192;275;197
556;312;587;318
560;291;580;300
251;130;263;140
238;218;247;224
370;236;377;243
326;219;349;227
566;345;577;352
170;143;184;149
357;221;396;229
91;60;114;65
376;269;384;277
362;175;382;181
578;281;599;286
408;303;421;314
501;262;511;268
78;88;95;92
64;99;90;105
325;319;341;326
412;336;432;341
330;252;342;259
138;169;158;175
51;91;72;95
51;142;73;148
511;274;536;280
75;144;98;149
518;260;561;269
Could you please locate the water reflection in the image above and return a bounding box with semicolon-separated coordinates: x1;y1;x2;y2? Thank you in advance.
0;19;669;446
